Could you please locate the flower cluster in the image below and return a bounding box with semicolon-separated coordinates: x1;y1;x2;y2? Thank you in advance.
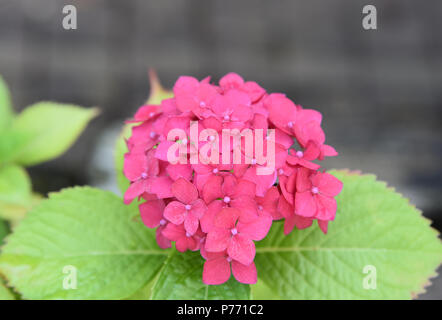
123;73;343;285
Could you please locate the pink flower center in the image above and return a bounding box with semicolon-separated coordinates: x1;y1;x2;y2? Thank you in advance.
185;204;192;210
200;101;206;107
185;232;191;237
159;219;166;226
231;228;238;235
149;131;157;139
251;158;257;165
278;169;284;175
181;138;188;145
223;115;230;121
226;257;232;262
312;187;319;194
141;172;148;179
149;112;155;117
209;135;215;141
258;205;263;211
296;151;304;158
223;196;231;203
212;168;219;174
287;121;293;128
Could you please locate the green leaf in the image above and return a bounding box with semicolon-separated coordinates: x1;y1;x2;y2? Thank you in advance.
0;75;14;132
151;251;251;300
0;164;32;221
0;219;8;243
8;102;98;166
0;187;168;299
254;170;442;299
145;70;173;105
115;124;133;195
0;278;15;300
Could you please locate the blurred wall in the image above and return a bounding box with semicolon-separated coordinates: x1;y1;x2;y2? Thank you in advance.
0;0;441;217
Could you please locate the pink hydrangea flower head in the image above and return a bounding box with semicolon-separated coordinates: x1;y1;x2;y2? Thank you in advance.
122;72;343;284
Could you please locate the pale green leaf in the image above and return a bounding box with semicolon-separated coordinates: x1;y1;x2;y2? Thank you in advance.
0;278;15;300
0;187;168;299
0;164;32;221
0;219;8;243
254;170;442;299
9;102;98;166
151;251;251;300
145;70;173;105
115;124;133;195
0;75;14;132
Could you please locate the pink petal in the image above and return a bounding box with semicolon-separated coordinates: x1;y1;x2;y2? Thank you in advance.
147;176;173;199
294;191;317;217
320;144;338;160
242;166;276;197
203;257;231;285
303;141;321;160
184;211;200;235
318;220;329;234
154;140;176;161
190;199;207;219
253;114;268;131
171;178;198;204
237;214;272;241
278;195;294;219
200;200;223;233
202;175;223;204
275;129;294;149
123;153;146;181
228;234;255;265
258;186;281;219
284;214;314;235
139;199;165;228
176;237;191;252
163;201;187;225
133;104;161;122
205;228;231;252
234;179;256;197
124;180;147;204
279;175;294;205
162;223;185;241
166;164;193;181
296;168;312;192
298;158;321;170
230;196;259;223
173;76;199;113
219;72;244;89
243;81;265;102
316;194;337;220
231;260;257;284
221;175;237;197
295;121;325;147
156;225;171;249
231;104;253;122
214;207;240;229
265;93;296;133
314;172;343;197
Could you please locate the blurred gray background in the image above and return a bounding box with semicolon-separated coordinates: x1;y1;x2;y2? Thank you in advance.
0;0;441;299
